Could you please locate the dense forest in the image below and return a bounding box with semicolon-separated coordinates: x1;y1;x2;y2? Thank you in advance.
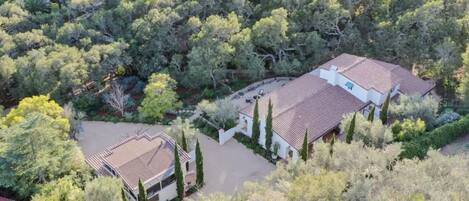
2;0;469;108
1;0;469;200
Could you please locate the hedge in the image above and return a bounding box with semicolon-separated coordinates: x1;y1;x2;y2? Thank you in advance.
400;114;469;159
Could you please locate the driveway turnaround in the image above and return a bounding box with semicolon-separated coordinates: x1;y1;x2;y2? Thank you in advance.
77;121;166;157
77;121;275;199
194;135;275;197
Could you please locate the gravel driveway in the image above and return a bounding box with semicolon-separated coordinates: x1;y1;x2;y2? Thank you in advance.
77;121;275;199
193;135;275;198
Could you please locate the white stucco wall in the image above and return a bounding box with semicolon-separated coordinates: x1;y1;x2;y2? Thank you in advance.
239;113;299;160
318;68;404;106
157;182;177;201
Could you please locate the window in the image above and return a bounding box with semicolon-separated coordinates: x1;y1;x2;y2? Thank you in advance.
146;182;161;197
104;164;116;176
288;149;294;159
161;174;176;188
126;188;137;200
345;81;354;90
149;194;159;201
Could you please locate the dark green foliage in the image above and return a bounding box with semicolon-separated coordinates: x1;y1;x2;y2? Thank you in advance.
329;134;335;157
301;129;308;161
368;106;375;122
181;130;188;152
252;99;260;145
193;118;219;141
24;0;50;13
400;114;469;159
265;99;273;154
233;133;278;164
346;113;356;144
0;0;467;107
121;188;128;201
380;94;391;124
195;140;204;187
174;145;184;200
72;93;103;114
138;179;147;201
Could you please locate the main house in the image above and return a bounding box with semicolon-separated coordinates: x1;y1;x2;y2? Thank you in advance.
86;133;195;201
238;53;435;160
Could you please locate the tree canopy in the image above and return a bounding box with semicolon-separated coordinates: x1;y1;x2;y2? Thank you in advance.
0;113;90;198
1;0;468;105
200;142;469;200
84;177;122;201
139;73;181;121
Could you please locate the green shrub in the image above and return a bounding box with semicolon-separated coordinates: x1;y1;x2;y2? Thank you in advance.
193;118;219;141
401;114;469;159
73;93;103;113
391;118;426;142
233;133;278;164
201;89;216;100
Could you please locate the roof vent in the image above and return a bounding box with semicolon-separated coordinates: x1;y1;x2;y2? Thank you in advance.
330;65;338;71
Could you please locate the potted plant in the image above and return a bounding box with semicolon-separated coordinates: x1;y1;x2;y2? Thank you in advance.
272;142;280;159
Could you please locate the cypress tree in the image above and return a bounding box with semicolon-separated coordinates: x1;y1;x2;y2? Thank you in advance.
329;133;335;157
137;179;147;201
368;106;375;122
346;113;356;144
121;188;128;201
174;145;185;199
251;99;260;145
265;99;273;155
300;129;308;161
380;93;391;124
181;130;188;152
195;139;204;187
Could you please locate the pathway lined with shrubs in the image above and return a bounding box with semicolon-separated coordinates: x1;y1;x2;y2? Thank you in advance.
401;114;469;159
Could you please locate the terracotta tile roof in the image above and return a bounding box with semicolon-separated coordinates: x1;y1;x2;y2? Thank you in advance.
86;132;190;190
272;85;367;150
240;54;433;150
241;74;367;150
240;73;329;118
319;53;435;95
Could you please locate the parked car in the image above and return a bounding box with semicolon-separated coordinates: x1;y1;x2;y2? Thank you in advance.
258;89;265;96
245;98;253;103
253;95;261;100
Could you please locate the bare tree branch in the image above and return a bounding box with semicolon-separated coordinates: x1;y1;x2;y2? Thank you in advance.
104;83;129;116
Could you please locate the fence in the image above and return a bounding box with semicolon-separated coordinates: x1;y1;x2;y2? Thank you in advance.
218;125;241;145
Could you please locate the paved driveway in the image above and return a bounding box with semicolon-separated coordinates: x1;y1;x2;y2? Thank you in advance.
193;135;275;198
77;121;275;198
77;121;166;157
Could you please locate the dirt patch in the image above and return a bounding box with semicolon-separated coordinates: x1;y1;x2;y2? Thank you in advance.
440;134;469;155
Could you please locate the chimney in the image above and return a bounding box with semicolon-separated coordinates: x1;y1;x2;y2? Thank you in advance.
327;65;338;86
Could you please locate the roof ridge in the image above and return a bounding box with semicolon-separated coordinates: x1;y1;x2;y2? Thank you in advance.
270;76;328;119
272;84;334;119
340;57;367;73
